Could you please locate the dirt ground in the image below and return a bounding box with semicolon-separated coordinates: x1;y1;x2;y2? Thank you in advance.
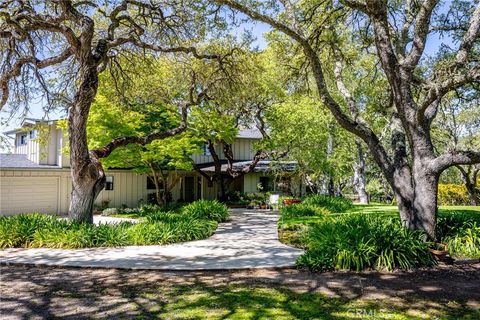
1;262;479;319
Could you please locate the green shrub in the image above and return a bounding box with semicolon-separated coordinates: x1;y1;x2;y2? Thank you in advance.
437;184;471;205
281;204;330;219
296;214;434;272
0;209;219;249
302;195;353;212
437;211;480;258
181;200;229;222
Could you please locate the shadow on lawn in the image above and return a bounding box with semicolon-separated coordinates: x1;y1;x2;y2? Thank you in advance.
1;264;479;319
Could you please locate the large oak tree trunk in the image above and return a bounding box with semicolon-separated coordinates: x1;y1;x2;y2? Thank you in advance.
68;63;105;223
394;172;438;240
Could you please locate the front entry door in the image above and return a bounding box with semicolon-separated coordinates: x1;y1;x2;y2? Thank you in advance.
184;176;195;202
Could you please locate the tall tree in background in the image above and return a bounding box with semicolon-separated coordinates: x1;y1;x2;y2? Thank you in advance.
192;51;278;199
0;1;226;222
213;0;480;239
434;90;480;205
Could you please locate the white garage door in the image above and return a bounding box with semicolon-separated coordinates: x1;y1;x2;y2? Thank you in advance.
0;177;59;215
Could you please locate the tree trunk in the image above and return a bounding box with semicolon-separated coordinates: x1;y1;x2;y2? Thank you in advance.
68;63;104;223
466;183;479;206
458;166;479;206
353;140;369;204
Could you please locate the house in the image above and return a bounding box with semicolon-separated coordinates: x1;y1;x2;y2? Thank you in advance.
0;118;302;215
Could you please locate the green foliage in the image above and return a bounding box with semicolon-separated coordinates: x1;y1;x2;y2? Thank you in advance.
0;199;227;249
297;215;434;272
264;96;355;191
280;204;330;219
302;195;353;212
437;211;480;258
438;184;471;205
181;200;229;222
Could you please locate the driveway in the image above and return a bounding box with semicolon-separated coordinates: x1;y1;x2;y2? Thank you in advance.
0;210;303;270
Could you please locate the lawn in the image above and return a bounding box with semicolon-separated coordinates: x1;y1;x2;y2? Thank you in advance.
279;204;480;229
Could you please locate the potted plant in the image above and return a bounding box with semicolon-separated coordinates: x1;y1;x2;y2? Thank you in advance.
429;242;449;260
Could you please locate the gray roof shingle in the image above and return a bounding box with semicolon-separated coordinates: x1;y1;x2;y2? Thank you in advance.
0;154;61;169
236;128;263;139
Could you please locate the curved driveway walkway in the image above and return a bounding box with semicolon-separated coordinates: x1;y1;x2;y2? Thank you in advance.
0;210;303;270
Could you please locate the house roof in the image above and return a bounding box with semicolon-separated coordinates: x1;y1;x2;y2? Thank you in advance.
198;160;297;173
0;154;61;169
236;128;263;139
4;118;61;136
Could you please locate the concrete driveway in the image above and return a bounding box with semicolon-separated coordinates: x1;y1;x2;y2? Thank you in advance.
0;210;304;270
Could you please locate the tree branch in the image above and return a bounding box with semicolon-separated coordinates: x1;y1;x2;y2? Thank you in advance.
431;150;480;174
456;3;480;64
0;48;73;109
402;0;438;70
90;105;188;159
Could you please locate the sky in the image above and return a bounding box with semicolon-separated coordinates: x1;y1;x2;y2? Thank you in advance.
0;8;455;152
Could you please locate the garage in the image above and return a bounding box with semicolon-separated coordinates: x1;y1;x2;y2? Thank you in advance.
0;176;60;215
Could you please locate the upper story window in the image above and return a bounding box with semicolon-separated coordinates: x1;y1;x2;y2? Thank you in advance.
202;144;211;156
29;130;37;139
18;134;27;146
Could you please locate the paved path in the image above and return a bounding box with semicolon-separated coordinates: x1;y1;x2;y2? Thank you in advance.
0;210;303;270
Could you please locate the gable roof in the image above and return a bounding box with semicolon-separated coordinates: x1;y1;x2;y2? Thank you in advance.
236;128;263;139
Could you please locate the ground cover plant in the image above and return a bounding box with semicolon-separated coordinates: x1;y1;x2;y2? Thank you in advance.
0;200;228;249
279;201;480;272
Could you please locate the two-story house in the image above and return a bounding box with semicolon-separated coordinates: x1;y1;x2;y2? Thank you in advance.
0;118;302;215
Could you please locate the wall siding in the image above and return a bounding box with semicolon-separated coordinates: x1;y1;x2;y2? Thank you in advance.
0;169;152;215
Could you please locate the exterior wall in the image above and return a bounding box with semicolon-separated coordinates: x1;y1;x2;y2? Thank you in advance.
243;173;261;193
27;138;39;163
201;176;218;200
191;138;258;164
0;169;155;215
38;127;58;165
0;169;70;215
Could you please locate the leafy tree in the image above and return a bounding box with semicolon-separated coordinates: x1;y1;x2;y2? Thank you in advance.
191;51;278;199
213;0;480;239
264;95;357;198
0;1;234;222
434;90;480;205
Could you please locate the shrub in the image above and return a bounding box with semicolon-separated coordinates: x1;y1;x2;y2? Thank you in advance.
280;204;330;219
296;214;434;272
437;211;480;258
0;210;219;249
181;200;229;222
302;195;353;212
437;184;470;205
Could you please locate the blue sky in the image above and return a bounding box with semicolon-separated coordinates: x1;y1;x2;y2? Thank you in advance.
0;16;454;152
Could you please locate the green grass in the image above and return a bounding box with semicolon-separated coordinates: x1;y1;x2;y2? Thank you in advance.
0;200;229;249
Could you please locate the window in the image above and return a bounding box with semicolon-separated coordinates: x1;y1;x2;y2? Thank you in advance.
202;144;211;156
259;176;274;192
19;134;27;146
29;130;37;139
147;176;163;190
105;176;114;190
